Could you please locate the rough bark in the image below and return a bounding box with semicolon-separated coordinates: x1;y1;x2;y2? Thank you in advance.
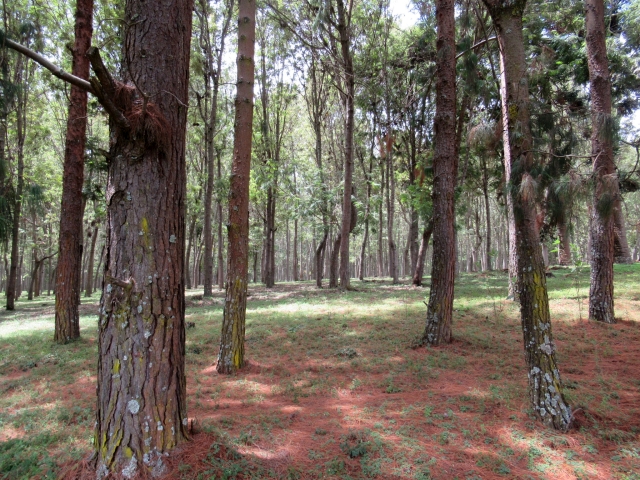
482;0;571;431
315;231;328;287
586;0;617;323
413;219;434;286
482;156;493;271
93;0;193;474
53;0;92;337
217;0;255;375
421;0;457;346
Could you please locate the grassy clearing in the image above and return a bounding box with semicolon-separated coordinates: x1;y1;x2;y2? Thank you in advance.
1;265;639;479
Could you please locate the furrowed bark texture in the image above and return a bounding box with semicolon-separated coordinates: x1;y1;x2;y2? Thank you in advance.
422;0;457;346
483;0;571;431
54;0;93;340
217;0;256;375
586;0;616;323
94;0;193;476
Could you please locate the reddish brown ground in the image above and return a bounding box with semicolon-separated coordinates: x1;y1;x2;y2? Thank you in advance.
2;273;640;480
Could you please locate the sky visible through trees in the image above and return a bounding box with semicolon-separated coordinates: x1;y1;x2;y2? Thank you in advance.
1;0;640;477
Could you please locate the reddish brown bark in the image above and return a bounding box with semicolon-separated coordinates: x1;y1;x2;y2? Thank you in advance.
217;0;256;375
482;0;571;431
586;0;616;323
94;0;193;474
54;0;92;339
421;0;457;346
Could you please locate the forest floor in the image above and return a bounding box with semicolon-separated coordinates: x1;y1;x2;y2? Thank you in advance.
0;265;639;480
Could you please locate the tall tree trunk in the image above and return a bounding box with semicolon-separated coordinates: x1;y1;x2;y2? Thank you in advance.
421;0;458;346
386;138;398;283
265;187;276;288
337;0;354;290
6;55;28;310
53;0;92;339
93;0;193;473
482;0;571;431
84;221;98;296
634;221;640;261
377;159;385;277
586;0;617;323
482;156;493;271
218;0;255;374
201;0;233;297
217;149;225;289
413;219;434;286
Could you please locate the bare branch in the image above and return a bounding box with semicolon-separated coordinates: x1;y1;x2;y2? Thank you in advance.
3;37;94;93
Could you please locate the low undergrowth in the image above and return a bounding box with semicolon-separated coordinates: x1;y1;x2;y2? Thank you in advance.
1;264;639;479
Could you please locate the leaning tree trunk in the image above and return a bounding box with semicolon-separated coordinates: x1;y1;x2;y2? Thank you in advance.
315;229;328;288
217;0;255;375
93;0;193;474
482;0;571;431
413;219;434;287
421;0;457;346
329;233;341;289
53;0;92;338
586;0;617;323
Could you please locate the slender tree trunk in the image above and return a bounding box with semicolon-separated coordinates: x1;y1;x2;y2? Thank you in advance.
329;233;341;289
315;231;328;288
293;218;299;281
84;221;98;296
413;219;434;286
557;216;572;265
53;0;92;339
6;57;27;310
586;0;617;323
217;150;225;289
386;139;398;284
634;221;640;261
482;156;493;270
218;0;255;374
337;0;354;290
185;216;195;290
421;0;458;346
94;243;105;290
482;0;571;431
93;0;193;472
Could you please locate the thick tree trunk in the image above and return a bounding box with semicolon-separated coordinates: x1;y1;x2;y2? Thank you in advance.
421;0;457;346
53;0;92;338
586;0;617;323
482;0;571;431
93;0;193;474
84;221;98;296
218;0;255;375
413;219;434;286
